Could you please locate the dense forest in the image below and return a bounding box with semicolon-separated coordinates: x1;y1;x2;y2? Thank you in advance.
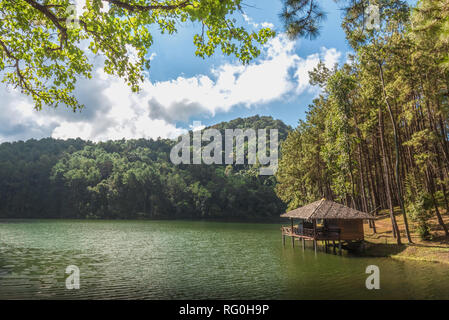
1;0;448;244
276;0;449;243
0;116;290;220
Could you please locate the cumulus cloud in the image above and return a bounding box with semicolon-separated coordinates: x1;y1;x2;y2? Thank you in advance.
294;47;341;94
0;32;341;143
146;34;341;123
49;69;186;141
0;88;59;142
0;68;185;143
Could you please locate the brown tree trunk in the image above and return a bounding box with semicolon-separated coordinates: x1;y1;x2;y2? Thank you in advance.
426;166;449;236
379;63;412;243
379;106;401;244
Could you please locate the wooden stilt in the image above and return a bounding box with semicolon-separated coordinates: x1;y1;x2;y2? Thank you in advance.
338;240;342;255
291;218;294;248
332;240;336;254
282;234;285;247
314;240;317;253
302;238;305;250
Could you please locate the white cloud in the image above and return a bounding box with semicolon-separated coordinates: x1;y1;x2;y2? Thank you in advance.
49;69;186;141
0;33;341;142
0;88;58;142
294;47;342;94
0;68;185;143
242;14;275;29
146;34;341;122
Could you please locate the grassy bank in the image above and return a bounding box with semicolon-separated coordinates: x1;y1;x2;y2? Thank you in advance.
363;209;449;264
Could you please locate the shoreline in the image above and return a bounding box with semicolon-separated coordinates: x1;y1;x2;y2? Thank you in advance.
363;211;449;265
363;241;449;265
0;216;285;224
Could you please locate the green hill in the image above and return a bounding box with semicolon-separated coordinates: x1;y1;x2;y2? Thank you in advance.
0;116;291;219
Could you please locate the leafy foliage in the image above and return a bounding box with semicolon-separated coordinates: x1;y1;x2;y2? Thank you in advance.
404;174;433;240
280;0;325;40
412;0;449;69
276;0;449;239
0;0;275;110
0;116;289;219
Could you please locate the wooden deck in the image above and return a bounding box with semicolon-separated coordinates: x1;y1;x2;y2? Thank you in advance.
281;226;341;241
281;226;344;254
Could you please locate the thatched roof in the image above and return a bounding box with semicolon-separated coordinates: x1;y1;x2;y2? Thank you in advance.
280;199;375;220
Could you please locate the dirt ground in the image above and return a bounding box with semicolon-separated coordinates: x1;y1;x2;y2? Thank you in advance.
364;208;449;264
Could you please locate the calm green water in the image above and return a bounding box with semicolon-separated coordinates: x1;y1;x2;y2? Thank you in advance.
0;219;448;299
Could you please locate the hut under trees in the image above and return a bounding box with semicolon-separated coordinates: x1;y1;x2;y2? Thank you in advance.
281;198;375;253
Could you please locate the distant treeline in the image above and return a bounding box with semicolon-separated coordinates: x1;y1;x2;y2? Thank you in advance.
0;116;290;219
275;1;449;243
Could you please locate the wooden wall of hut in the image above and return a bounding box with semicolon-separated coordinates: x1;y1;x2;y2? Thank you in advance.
326;219;364;241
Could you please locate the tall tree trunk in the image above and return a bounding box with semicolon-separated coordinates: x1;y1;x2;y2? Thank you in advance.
426;166;449;236
354;115;376;232
379;106;401;244
379;63;412;243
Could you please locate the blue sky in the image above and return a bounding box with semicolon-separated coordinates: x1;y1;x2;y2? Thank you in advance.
0;1;363;142
148;0;351;129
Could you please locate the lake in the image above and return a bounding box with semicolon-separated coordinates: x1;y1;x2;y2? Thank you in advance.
0;219;448;299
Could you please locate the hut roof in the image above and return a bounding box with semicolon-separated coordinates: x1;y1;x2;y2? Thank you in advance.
280;199;375;220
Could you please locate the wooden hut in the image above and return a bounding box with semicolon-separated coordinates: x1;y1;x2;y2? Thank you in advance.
280;198;375;252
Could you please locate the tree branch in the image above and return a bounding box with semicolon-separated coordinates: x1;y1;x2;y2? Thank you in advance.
0;38;42;98
103;0;192;12
23;0;68;48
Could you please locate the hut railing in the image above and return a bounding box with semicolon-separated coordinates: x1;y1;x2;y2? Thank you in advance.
282;226;341;240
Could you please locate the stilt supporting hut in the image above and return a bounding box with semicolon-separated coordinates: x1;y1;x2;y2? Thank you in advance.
281;199;375;253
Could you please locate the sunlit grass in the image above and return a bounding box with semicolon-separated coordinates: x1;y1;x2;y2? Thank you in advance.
364;207;449;264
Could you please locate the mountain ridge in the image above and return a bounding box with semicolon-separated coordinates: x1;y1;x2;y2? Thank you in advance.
0;115;290;219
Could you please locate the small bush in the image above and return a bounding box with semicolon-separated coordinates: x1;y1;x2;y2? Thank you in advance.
404;174;433;241
416;221;432;240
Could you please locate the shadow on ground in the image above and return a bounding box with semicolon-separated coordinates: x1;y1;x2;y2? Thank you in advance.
361;242;407;257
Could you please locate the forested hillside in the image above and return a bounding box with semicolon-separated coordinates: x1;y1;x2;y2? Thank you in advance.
0;116;290;219
276;1;449;243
